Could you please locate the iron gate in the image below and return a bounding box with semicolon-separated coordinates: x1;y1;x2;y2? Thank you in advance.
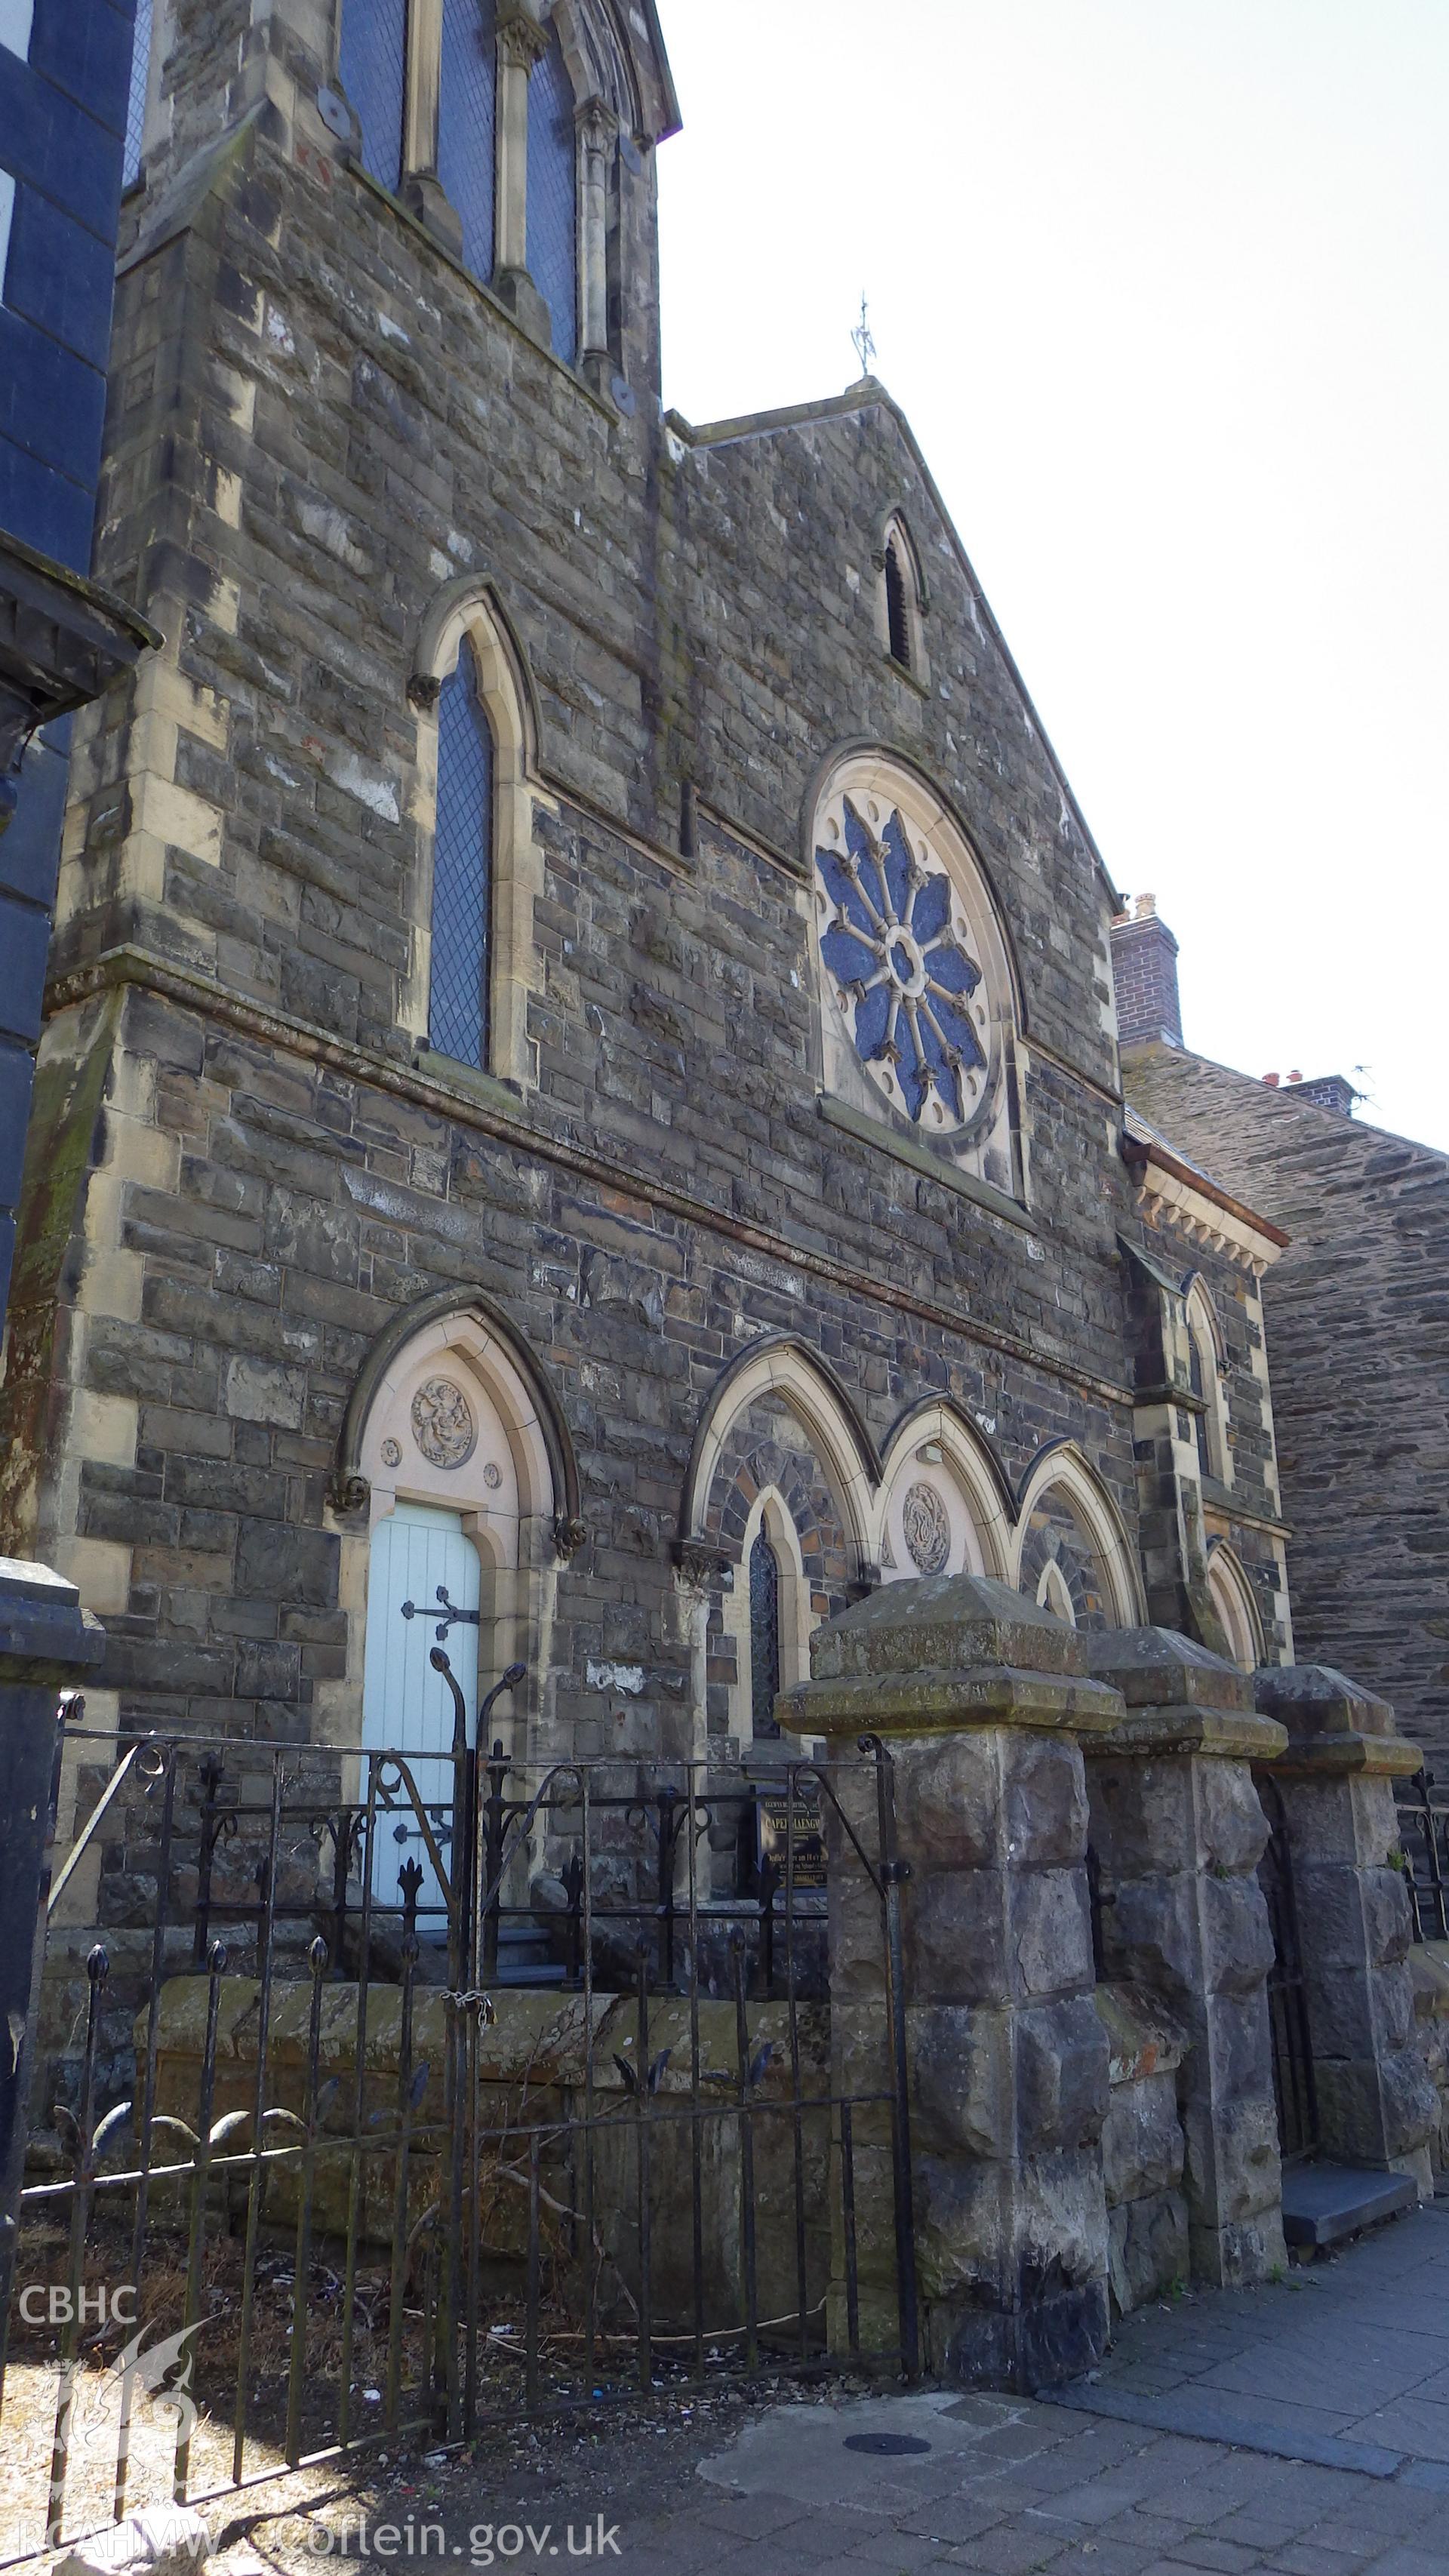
1255;1774;1320;2162
1395;1769;1449;1940
0;1679;916;2561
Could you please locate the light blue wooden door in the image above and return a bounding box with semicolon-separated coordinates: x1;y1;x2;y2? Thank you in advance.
361;1502;481;1918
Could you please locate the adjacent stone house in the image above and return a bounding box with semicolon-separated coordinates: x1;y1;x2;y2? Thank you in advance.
1115;897;1449;1768
1;0;1315;1874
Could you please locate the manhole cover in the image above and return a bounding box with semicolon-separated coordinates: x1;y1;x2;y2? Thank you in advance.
843;2432;932;2456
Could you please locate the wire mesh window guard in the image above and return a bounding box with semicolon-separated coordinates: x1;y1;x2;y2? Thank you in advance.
338;0;408;197
438;0;498;282
427;642;494;1068
749;1532;782;1741
526;25;578;364
0;1708;918;2558
884;541;911;667
122;0;153;189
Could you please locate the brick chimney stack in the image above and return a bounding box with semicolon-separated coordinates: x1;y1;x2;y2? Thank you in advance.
1110;894;1183;1049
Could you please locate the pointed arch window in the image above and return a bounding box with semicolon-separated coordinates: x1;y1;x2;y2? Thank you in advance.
1208;1543;1264;1673
527;23;579;362
1036;1559;1076;1626
428;642;496;1069
1187;1328;1212;1479
749;1529;782;1740
1185;1284;1231;1486
438;0;499;279
123;0;154;189
878;515;928;682
339;0;408;196
884;539;911;667
331;0;614;373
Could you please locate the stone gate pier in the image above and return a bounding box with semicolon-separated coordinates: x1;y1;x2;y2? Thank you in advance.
1255;1661;1437;2197
779;1577;1418;2390
780;1573;1125;2391
1080;1627;1288;2286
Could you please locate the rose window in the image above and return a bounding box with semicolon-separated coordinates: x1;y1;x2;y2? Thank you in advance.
815;798;989;1132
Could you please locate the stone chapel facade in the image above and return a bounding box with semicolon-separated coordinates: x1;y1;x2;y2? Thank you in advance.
0;0;1299;1830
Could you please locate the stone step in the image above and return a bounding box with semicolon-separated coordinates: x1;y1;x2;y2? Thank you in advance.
1280;2160;1419;2248
488;1924;567;1987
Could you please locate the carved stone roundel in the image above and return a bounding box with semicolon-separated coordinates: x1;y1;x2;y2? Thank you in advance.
902;1480;951;1575
411;1377;477;1470
380;1437;402;1469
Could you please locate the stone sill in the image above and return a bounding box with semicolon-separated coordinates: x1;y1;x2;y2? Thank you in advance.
414;1049;526;1117
817;1094;1037;1236
885;653;931;703
349;166;618;425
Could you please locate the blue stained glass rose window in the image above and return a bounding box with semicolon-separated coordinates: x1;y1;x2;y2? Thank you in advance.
815;797;989;1131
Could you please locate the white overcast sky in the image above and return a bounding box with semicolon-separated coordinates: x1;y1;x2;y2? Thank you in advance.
654;0;1449;1155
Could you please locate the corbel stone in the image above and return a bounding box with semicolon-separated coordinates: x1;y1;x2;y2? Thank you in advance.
1081;1627;1288;2288
670;1538;734;1595
552;1513;589;1564
782;1572;1124;2392
1255;1663;1435;2191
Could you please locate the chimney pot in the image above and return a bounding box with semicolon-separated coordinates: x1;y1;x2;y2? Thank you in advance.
1263;1073;1280;1088
1287;1069;1302;1084
1134;892;1158;920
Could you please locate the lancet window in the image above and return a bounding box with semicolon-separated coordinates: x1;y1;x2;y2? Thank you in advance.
428;641;496;1069
336;0;601;368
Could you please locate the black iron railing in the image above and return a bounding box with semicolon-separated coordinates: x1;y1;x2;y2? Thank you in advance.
1;1673;917;2564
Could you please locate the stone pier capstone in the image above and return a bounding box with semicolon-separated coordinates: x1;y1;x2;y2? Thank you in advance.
778;1572;1124;2393
1081;1627;1287;2288
1255;1663;1435;2194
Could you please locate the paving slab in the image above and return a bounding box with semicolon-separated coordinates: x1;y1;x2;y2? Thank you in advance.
214;2206;1449;2576
1051;2205;1449;2479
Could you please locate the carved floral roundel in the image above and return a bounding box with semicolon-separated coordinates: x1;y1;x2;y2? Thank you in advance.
901;1480;952;1575
411;1377;478;1470
815;792;992;1135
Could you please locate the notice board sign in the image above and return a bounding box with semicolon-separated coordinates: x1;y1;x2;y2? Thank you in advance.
755;1789;827;1889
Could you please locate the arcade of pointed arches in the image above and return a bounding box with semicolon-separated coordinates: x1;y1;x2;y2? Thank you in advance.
678;1334;1147;1748
331;1264;1157;1767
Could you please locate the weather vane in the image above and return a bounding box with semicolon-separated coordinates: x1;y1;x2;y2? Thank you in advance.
851;294;876;378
